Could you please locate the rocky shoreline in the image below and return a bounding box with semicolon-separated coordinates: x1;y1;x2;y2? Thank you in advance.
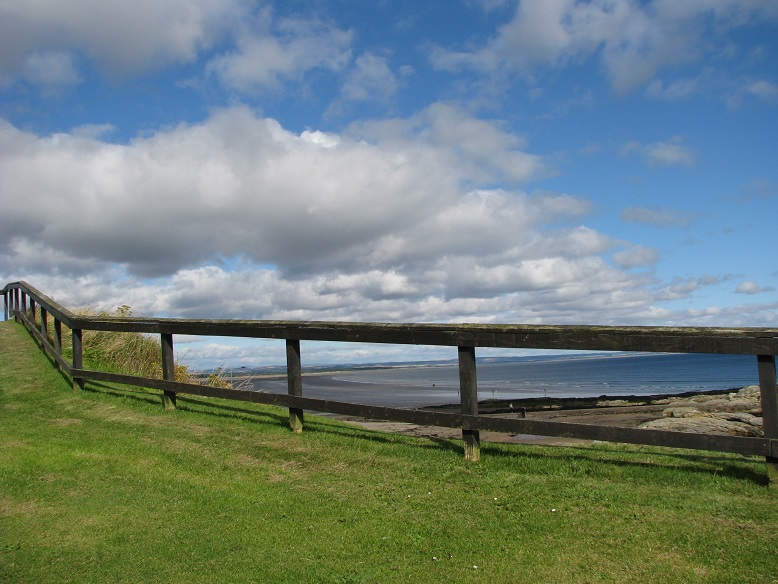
340;386;765;445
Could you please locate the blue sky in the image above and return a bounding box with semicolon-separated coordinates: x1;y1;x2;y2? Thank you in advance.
1;1;777;367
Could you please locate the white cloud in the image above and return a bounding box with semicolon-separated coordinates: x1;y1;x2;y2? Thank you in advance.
206;11;352;93
645;76;703;100
70;124;117;140
727;79;778;108
655;275;727;302
431;0;778;94
675;301;778;327
21;50;82;91
736;281;774;295
348;103;547;184
621;136;696;169
0;105;668;326
612;244;659;269
745;80;778;101
1;105;545;280
0;0;240;80
341;53;401;103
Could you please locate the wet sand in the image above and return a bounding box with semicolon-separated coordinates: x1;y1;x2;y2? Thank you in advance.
246;373;468;408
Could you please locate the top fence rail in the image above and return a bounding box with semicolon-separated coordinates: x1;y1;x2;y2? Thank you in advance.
4;281;778;354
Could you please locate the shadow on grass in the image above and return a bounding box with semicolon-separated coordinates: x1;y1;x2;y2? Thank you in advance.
478;441;768;485
176;395;289;426
302;416;465;456
24;327;74;389
178;394;464;455
72;372;769;487
82;380;163;407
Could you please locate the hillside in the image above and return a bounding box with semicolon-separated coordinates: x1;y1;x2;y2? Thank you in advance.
1;320;776;583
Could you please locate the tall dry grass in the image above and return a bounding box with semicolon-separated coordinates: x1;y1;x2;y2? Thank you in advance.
31;305;230;387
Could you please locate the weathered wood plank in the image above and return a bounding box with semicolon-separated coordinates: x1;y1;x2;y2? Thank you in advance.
458;346;480;461
71;328;84;391
160;333;176;410
286;339;304;433
39;308;48;341
758;355;778;485
5;281;778;354
53;319;62;354
49;318;778;354
2;282;76;325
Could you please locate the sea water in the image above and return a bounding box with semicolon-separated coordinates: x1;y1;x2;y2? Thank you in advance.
250;352;760;409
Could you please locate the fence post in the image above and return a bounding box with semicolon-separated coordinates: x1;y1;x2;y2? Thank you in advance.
40;307;48;342
286;339;304;433
758;355;778;486
161;333;177;411
458;345;480;461
53;318;63;368
72;328;84;391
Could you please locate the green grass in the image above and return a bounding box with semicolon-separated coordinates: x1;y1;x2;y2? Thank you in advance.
1;319;777;583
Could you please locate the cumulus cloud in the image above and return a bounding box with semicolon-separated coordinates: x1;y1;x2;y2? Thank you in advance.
0;104;665;325
348;103;547;185
2;105;544;282
430;0;778;93
0;0;240;82
736;281;774;295
205;10;353;93
340;53;401;103
21;50;82;91
612;244;659;268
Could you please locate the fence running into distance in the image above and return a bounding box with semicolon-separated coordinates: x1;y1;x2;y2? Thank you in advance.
3;281;778;480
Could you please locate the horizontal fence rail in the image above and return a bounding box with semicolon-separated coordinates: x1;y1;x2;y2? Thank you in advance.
3;281;778;481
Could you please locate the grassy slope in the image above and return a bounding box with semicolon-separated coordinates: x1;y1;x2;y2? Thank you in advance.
1;320;776;583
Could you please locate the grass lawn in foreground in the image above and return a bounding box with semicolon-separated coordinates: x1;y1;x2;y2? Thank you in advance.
1;320;776;583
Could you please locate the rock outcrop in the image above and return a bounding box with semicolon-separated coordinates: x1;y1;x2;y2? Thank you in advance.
639;386;764;436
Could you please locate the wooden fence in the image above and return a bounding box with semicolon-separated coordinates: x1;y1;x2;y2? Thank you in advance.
3;280;778;482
